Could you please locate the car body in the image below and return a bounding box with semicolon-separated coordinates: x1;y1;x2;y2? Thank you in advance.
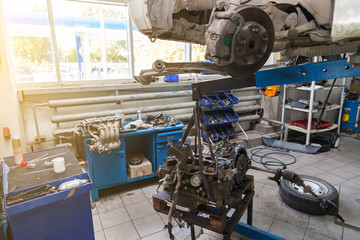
129;0;360;78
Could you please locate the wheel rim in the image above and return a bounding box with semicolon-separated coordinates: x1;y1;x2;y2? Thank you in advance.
287;178;329;196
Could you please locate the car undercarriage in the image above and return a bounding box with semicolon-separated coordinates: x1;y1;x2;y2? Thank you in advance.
130;0;360;82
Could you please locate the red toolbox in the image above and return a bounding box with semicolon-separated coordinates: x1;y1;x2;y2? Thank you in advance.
291;119;333;130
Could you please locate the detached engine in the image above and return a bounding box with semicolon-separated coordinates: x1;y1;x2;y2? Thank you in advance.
157;143;250;209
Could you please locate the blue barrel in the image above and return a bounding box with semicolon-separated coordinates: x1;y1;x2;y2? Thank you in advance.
341;99;360;131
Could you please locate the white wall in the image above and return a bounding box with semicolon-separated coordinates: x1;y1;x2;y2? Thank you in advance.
0;2;26;158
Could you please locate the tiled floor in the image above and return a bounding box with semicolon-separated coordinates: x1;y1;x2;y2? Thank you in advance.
92;134;360;240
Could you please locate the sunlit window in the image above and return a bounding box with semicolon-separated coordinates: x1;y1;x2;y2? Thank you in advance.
2;0;188;84
3;0;57;83
191;44;207;62
133;32;185;75
52;0;130;81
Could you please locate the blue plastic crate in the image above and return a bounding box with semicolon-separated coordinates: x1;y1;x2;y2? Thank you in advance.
218;94;234;108
209;96;224;110
220;126;229;137
204;112;219;126
223;109;239;123
201;128;218;142
199;96;213;108
227;93;239;104
226;125;236;136
215;127;225;139
214;112;227;123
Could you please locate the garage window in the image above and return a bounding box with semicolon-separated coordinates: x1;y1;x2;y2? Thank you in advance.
2;0;190;85
3;0;57;83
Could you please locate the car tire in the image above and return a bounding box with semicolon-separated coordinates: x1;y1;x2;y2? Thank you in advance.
279;175;339;215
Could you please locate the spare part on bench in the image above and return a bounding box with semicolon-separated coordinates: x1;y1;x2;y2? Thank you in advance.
75;115;123;153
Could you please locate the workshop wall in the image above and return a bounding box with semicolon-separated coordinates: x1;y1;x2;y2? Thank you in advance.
0;5;26;157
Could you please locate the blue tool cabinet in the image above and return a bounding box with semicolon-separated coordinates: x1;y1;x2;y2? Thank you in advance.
83;123;184;201
3;171;94;240
3;147;94;240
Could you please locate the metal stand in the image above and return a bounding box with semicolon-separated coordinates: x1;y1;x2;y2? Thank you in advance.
153;176;255;240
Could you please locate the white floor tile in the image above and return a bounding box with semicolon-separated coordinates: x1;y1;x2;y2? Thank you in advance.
104;221;139;240
133;213;165;237
125;200;156;220
94;230;106;240
92;214;103;232
269;219;306;240
120;189;148;206
99;206;131;229
96;192;124;213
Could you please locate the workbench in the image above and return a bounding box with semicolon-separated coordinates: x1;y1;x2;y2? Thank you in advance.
83;122;184;201
3;147;94;240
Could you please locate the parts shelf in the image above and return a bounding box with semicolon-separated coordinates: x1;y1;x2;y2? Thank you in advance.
281;79;345;145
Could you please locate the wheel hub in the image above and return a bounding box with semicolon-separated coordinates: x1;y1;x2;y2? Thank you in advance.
234;22;269;65
205;6;274;77
290;179;329;196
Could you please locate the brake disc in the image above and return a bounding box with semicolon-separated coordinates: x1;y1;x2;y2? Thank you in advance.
206;6;275;77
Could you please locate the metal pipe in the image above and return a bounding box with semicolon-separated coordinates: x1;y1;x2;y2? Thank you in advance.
53;114;192;136
47;90;192;108
237;115;261;122
32;103;49;150
53;105;258;136
233;105;261;113
236;95;261;102
51;102;196;123
262;118;284;125
232;87;259;92
51;103;259;124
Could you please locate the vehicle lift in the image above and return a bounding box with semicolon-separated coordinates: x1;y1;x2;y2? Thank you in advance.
187;58;360;240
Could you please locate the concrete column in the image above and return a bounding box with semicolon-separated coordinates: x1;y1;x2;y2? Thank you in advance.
0;2;26;157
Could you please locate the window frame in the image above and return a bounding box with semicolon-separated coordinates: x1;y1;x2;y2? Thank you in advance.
1;0;193;89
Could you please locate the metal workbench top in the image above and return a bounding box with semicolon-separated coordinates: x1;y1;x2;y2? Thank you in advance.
3;146;83;194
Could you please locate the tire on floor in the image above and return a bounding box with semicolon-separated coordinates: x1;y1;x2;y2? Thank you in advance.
279;175;339;215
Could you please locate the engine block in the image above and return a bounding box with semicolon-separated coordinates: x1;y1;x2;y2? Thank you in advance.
157;144;250;208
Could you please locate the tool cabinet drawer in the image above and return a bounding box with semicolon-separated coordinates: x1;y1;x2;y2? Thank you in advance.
155;130;183;143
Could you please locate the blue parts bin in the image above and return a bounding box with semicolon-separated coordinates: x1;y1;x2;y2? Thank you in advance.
200;92;239;110
341;99;360;131
201;91;238;141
